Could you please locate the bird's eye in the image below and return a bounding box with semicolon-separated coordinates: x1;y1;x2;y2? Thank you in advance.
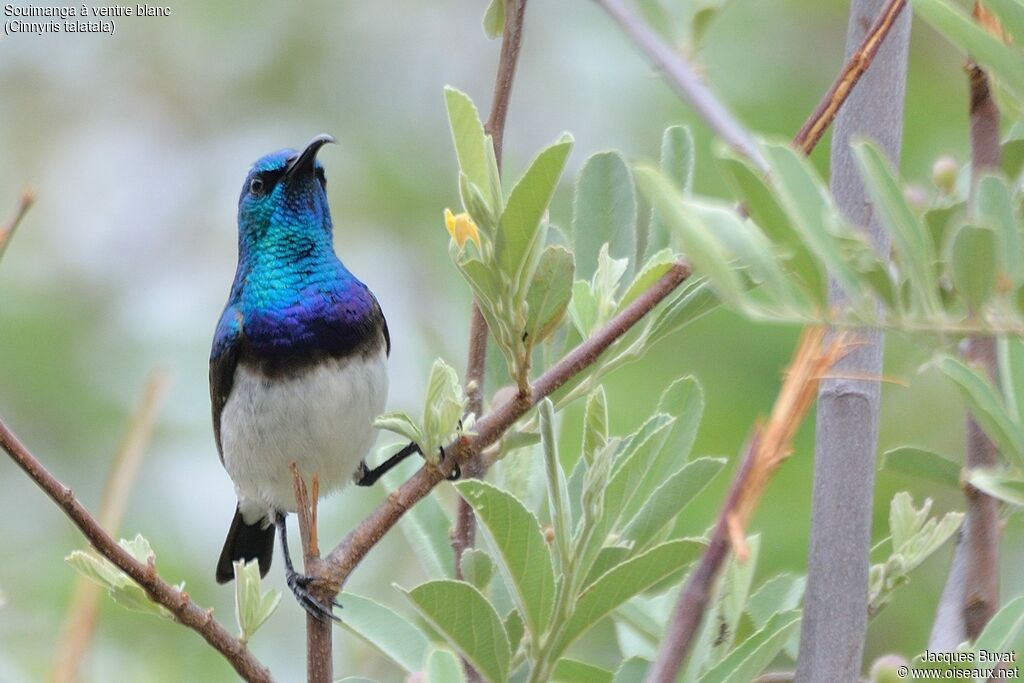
315;167;327;189
248;178;265;196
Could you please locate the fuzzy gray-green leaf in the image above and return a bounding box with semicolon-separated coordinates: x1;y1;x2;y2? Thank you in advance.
573;151;637;280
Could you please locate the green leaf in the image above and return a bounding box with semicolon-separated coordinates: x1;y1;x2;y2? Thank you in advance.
854;141;942;315
552;658;614;683
65;535;175;620
618;248;677;312
504;609;525;657
762;143;865;306
621;457;726;549
648;278;721;346
233;559;281;643
422;358;467;460
403;580;510;683
569;280;600;338
454;480;557;636
540;399;572;575
913;0;1024;103
609;413;676;526
869;494;963;616
656;376;704;465
482;0;505;39
374;412;423;450
967;467;1024;506
573;151;638;280
582;386;609;467
382;457;454;579
497;135;574;284
461;548;496;592
746;574;806;632
525;245;575;347
635;165;745;306
974;594;1024;653
444;87;493;207
698;610;802;683
612;657;651;683
460;173;497;236
649;126;696;254
975;174;1022;285
554;539;705;657
951;224;997;311
697;198;805;311
939;355;1024;466
425;648;466;683
882;446;962;489
337;592;430;673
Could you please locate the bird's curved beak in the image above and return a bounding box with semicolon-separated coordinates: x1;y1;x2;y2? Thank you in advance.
284;134;336;180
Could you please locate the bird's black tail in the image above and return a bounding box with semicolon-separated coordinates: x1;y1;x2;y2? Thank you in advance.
216;507;275;584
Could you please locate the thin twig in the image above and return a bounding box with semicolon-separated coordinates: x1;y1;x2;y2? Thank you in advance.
644;329;847;683
291;465;332;683
454;5;529;650
928;2;1006;652
51;370;173;683
961;55;1001;640
0;421;273;683
0;188;35;263
591;0;768;172
793;0;907;155
319;261;690;590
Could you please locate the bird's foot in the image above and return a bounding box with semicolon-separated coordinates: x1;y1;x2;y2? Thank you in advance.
353;442;422;487
285;569;342;623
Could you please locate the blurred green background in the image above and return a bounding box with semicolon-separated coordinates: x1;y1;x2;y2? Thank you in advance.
2;1;1021;680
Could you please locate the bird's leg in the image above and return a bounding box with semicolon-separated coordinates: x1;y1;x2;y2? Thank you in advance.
353;441;421;486
275;513;340;623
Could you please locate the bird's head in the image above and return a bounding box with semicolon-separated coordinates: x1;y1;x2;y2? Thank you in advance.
237;134;336;240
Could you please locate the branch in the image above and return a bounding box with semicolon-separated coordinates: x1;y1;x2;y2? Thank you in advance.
933;25;1004;644
0;421;273;683
644;328;847;683
796;1;910;680
793;0;907;155
591;0;768;173
0;188;35;262
455;0;530;595
320;261;690;588
290;466;331;683
51;370;172;683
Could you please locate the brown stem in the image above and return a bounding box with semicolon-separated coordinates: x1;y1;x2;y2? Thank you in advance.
645;329;846;682
793;0;907;155
454;4;529;642
0;421;273;683
320;261;690;589
963;55;1001;639
291;466;332;683
51;370;172;683
0;188;35;262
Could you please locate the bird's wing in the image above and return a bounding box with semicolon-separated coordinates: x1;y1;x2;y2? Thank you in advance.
376;299;391;357
210;306;244;463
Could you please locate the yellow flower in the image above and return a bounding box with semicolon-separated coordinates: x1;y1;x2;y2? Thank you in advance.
444;208;481;249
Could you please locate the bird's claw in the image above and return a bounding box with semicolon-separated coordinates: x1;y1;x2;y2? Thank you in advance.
352;460;371;487
286;571;342;623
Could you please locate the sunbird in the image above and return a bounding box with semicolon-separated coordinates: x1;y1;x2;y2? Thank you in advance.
210;135;430;620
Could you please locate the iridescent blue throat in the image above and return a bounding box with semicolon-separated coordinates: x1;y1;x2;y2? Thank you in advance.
212;148;383;376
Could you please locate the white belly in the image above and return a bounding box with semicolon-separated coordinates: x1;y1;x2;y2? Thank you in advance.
220;349;388;523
